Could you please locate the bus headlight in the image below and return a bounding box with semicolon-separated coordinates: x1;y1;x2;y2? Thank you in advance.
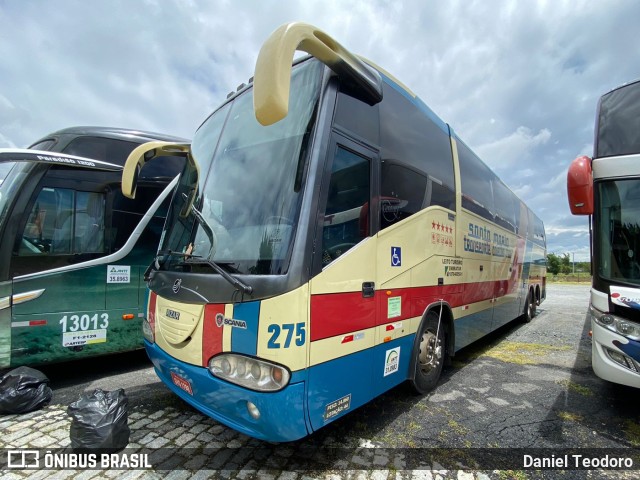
208;354;290;392
142;318;155;343
590;306;640;340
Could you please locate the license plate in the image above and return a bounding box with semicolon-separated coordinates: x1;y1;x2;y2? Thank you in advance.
170;372;193;395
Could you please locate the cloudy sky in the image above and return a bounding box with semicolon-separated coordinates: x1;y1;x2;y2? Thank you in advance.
1;0;639;261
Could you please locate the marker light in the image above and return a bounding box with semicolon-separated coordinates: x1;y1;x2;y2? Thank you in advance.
208;354;290;392
247;401;261;420
604;347;639;373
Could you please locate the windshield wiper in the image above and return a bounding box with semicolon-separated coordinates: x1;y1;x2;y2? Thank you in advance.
186;196;253;295
187;194;217;259
182;256;253;295
147;249;252;295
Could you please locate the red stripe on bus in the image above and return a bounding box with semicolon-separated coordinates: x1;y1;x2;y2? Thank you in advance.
30;320;47;326
202;304;226;366
148;291;157;332
310;279;523;342
310;292;376;342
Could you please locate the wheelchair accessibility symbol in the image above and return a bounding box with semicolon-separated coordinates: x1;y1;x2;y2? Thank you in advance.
391;247;402;267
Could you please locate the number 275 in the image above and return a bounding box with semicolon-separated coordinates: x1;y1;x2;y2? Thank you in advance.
267;322;305;348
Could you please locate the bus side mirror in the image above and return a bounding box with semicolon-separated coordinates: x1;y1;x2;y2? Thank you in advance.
567;155;593;215
122;141;191;199
253;22;383;126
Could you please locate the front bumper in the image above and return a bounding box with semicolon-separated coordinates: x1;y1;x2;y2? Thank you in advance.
145;341;310;442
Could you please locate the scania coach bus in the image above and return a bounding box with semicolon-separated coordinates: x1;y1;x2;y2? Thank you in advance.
123;22;547;441
568;79;640;388
0;127;186;368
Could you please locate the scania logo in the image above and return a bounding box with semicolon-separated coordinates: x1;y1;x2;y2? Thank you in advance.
172;279;182;293
215;313;247;329
166;309;180;320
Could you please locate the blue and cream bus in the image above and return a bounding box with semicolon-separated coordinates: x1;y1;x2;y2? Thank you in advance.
123;22;546;441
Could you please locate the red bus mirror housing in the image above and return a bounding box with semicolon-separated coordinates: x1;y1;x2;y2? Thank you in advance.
567;155;593;215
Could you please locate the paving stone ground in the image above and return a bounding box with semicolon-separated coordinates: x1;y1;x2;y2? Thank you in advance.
1;285;638;479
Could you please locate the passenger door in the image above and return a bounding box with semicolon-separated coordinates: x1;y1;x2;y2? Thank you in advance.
9;175;114;366
307;134;378;431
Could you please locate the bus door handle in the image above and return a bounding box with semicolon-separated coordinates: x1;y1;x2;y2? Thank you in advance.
362;282;375;298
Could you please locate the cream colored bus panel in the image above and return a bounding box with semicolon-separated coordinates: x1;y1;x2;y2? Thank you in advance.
253;22;382;126
122;141;190;199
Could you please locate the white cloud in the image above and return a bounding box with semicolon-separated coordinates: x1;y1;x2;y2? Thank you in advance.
1;0;639;260
476;127;552;171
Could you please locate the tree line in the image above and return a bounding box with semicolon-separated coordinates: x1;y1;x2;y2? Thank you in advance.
546;253;590;275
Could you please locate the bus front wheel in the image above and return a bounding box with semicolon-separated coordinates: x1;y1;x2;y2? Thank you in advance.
410;312;445;394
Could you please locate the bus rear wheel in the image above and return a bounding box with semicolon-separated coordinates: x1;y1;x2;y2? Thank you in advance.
410;312;444;394
523;291;535;323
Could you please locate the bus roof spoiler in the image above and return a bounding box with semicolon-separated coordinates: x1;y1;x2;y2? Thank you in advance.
254;22;383;126
122;141;191;199
0;148;122;171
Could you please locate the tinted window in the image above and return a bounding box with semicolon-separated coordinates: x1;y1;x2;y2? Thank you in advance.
321;146;370;266
64;137;137;164
533;214;546;247
380;162;427;229
18;187;105;256
63;136;184;180
29;139;56;151
597;80;640;157
492;179;516;232
457;139;495;222
334;89;380;145
379;84;455;209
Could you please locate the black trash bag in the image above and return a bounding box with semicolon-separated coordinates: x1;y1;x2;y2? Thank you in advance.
67;388;130;451
0;366;53;414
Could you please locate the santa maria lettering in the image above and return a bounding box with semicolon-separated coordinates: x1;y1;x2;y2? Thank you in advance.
464;222;491;255
464;222;514;258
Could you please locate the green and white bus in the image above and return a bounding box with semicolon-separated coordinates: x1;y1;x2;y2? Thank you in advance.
0;127;187;369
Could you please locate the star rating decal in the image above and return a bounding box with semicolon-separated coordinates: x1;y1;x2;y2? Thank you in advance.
432;221;454;234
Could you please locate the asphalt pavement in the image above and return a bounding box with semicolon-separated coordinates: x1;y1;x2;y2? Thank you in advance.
1;283;639;479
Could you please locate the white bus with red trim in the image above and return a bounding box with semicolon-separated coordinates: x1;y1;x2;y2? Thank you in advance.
568;78;640;388
123;22;547;441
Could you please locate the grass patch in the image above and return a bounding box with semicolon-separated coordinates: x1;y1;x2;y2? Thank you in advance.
479;341;572;365
557;411;584;422
624;419;640;447
497;471;528;480
556;379;593;396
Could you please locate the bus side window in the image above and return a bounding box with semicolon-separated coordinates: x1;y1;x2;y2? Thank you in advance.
457;139;496;222
321;146;370;266
380;161;428;229
18;187;106;257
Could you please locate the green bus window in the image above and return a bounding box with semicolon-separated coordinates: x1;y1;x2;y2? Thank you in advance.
19;188;105;256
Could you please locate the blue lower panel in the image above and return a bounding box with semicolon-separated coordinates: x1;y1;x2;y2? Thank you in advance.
613;338;640;363
307;335;415;431
145;342;309;442
454;310;493;351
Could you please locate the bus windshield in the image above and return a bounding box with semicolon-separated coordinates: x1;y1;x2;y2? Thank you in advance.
0;162;30;233
597;178;640;285
160;59;323;275
597;80;640;158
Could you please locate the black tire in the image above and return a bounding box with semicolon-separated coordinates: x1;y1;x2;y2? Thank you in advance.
410;312;445;394
530;292;537;318
523;291;533;323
